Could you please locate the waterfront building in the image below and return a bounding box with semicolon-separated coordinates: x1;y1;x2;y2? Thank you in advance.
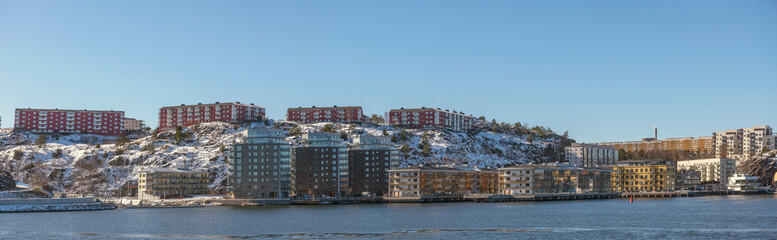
348;136;400;196
388;107;475;132
612;160;676;192
714;126;775;161
387;167;498;198
286;106;367;124
600;136;714;154
293;133;349;197
14;108;125;136
498;164;613;196
564;143;618;167
676;158;736;188
137;168;209;200
727;174;759;191
229;128;291;199
124;117;146;131
158;102;265;131
675;169;702;190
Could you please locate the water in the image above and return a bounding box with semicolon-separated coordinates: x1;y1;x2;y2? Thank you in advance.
1;195;776;239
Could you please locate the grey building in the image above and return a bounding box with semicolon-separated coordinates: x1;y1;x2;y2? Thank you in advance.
293;133;349;197
229;128;291;199
565;143;618;167
348;136;400;196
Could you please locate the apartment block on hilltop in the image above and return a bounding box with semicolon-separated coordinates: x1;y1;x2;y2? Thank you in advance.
138;168;209;200
158;102;265;131
124;117;146;131
293;133;349;197
714;125;775;161
287;106;367;124
348;136;400;196
14;108;125;136
229;129;292;199
564;143;618;167
389;107;475;132
611;160;676;192
600;136;714;154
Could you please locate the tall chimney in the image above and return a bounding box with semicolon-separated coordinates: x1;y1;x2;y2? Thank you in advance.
655;128;658;140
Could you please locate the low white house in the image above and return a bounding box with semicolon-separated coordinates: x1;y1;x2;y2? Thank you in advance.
727;174;758;191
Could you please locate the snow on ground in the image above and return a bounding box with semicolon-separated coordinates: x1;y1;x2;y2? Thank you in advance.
0;121;567;195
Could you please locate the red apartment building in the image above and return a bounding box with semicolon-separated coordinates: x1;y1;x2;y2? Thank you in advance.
158;102;265;131
389;107;476;132
286;106;368;124
14;108;125;136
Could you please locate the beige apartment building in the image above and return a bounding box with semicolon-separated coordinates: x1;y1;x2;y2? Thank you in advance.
138;168;209;200
387;167;498;199
714;125;775;161
564;143;618;167
600;136;714;154
498;164;613;196
676;158;736;188
124;117;146;131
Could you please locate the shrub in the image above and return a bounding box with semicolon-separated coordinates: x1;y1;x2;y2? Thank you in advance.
13;150;23;160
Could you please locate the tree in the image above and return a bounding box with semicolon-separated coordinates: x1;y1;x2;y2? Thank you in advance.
288;126;302;136
321;124;336;133
526;134;534;143
35;135;48;148
382;129;389;136
370;114;385;124
12;150;23;160
52;148;63;158
718;143;728;159
116;133;130;146
478;116;487;122
762;147;769;154
562;131;569;138
339;132;348;141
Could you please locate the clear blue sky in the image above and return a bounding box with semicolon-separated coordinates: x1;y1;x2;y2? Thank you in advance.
1;1;775;143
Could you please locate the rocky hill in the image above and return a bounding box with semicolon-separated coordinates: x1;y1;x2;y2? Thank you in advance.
737;150;777;187
0;121;573;196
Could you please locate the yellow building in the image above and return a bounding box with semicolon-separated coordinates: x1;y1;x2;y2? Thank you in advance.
612;160;676;192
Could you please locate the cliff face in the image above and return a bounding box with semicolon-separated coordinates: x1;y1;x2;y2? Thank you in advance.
0;121;572;195
737;150;777;186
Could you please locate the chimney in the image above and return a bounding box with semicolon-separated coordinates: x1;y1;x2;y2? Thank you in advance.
655;128;658;140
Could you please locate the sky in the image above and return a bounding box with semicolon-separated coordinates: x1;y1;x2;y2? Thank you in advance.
0;1;775;143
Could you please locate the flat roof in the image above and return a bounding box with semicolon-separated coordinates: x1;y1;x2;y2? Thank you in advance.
16;108;124;113
140;168;207;174
160;102;263;109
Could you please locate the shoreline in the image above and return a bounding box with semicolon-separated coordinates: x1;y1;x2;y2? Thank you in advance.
101;190;773;208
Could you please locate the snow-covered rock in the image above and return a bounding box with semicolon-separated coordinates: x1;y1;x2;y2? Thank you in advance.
0;120;571;196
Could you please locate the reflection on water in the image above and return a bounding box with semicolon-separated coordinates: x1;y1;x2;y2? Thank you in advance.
2;195;776;239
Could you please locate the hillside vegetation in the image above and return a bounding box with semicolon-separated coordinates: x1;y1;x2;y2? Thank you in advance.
0;120;573;196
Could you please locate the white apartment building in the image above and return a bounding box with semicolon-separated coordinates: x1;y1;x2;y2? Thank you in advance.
714;125;775;161
676;158;736;187
565;143;618;167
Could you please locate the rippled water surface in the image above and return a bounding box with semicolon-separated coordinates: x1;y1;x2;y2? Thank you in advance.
2;195;776;239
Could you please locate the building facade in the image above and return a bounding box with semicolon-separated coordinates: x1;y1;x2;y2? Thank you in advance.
124;118;146;132
714;126;775;160
286;106;367;124
388;107;475;132
498;164;613;196
14;108;125;136
612;160;676;192
564;143;618;167
600;136;714;154
727;174;759;191
387;167;498;198
137;168;209;200
676;158;736;187
348;136;400;196
158;102;265;131
229;128;292;199
675;169;702;190
293;133;349;197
